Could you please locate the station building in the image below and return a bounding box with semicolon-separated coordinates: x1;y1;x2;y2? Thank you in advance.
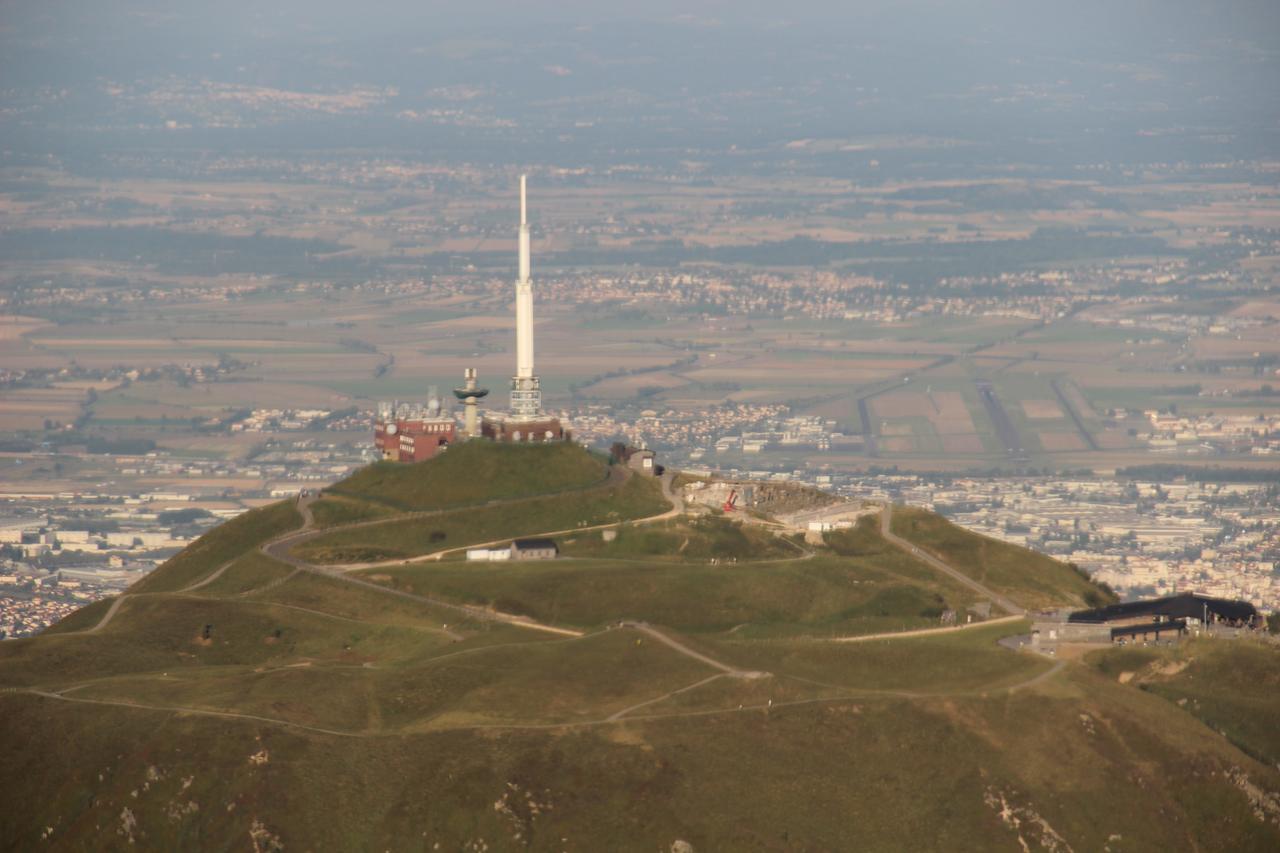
511;538;559;560
480;415;565;443
1031;592;1262;650
1068;592;1260;639
373;399;456;462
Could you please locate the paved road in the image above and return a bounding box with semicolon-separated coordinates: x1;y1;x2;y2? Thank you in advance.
74;494;322;635
832;613;1025;643
879;503;1025;616
84;593;128;634
1050;377;1099;452
267;464;657;571
260;508;593;638
975;379;1029;464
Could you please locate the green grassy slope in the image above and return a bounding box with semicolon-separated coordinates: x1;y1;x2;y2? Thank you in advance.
2;629;1278;850
1088;638;1280;769
320;441;609;515
128;501;302;594
297;473;669;564
309;493;398;527
252;571;494;634
8;452;1278;849
558;515;801;562
890;506;1116;610
39;596;115;634
188;552;295;597
362;524;994;638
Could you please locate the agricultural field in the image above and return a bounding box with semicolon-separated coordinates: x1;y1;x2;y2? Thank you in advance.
2;145;1280;483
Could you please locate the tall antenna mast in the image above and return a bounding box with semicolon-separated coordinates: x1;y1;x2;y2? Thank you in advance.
511;174;540;416
518;174;531;288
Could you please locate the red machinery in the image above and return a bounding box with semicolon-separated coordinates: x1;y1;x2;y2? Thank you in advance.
722;489;738;512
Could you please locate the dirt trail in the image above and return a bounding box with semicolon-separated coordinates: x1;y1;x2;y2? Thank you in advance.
621;621;766;678
74;494;321;636
15;688;366;738
8;658;1066;739
84;593;127;634
879;503;1025;616
23;473;1072;740
332;468;683;569
832;614;1024;643
247;472;693;638
606;674;728;721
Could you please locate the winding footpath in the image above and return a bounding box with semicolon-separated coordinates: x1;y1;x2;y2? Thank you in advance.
5;650;1064;738
251;469;693;638
880;502;1026;617
620;621;766;678
327;464;686;569
19;472;1071;739
832;613;1024;644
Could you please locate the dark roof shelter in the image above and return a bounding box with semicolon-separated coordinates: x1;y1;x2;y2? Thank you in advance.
1110;619;1188;642
1070;592;1258;626
512;538;558;552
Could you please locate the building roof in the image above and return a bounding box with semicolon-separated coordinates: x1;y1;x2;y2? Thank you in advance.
1110;619;1187;639
1070;593;1257;624
512;538;558;551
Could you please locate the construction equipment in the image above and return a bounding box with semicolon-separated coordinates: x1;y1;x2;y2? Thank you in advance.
723;489;738;512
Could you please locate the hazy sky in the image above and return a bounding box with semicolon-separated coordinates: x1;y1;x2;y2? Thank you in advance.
1;1;1275;169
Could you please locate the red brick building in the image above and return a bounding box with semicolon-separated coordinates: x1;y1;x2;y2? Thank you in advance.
374;401;456;462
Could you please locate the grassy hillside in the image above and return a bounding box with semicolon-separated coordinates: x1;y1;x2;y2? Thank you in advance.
39;596;115;634
128;500;302;594
318;441;609;517
8;460;1279;849
890;506;1116;610
361;522;993;638
558;516;802;562
1088;638;1280;769
3;614;1278;850
297;473;669;564
188;552;295;597
309;494;398;527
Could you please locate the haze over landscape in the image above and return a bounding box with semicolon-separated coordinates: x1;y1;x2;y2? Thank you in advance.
1;2;1279;850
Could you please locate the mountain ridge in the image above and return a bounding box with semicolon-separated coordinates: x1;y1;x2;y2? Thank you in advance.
2;441;1277;851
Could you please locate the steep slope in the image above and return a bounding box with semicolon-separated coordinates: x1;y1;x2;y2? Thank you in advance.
890;505;1116;610
296;471;667;565
317;441;610;518
3;448;1277;850
364;516;984;637
1088;638;1280;770
3;614;1278;850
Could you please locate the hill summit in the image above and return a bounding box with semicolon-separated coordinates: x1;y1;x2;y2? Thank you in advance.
2;442;1278;850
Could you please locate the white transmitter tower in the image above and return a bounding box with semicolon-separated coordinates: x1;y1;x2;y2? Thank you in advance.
480;174;566;443
510;174;541;417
